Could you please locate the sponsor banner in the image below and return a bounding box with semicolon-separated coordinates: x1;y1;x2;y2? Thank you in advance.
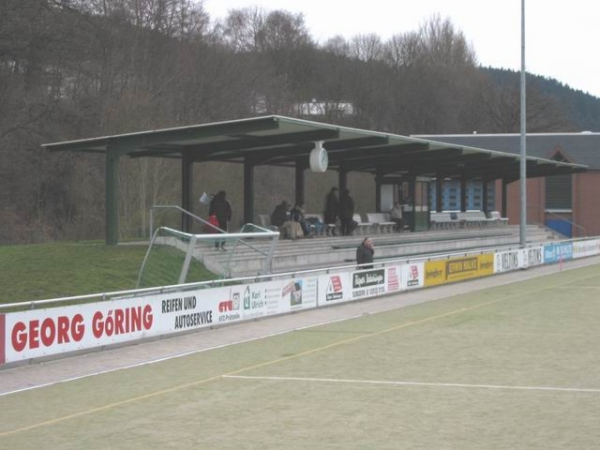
386;266;401;293
525;245;544;268
317;273;350;306
3;291;219;363
351;268;386;300
494;249;527;273
543;242;573;264
572;239;600;259
159;292;218;332
0;277;316;364
3;278;307;364
401;263;424;290
0;314;4;365
5;300;153;362
212;286;245;325
281;277;318;311
234;280;287;320
424;254;495;287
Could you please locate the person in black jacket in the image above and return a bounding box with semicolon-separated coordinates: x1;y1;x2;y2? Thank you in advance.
209;190;232;250
290;202;311;236
356;237;374;269
323;187;339;235
339;189;355;236
271;201;290;228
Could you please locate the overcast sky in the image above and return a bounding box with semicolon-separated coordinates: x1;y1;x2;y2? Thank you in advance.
203;0;600;99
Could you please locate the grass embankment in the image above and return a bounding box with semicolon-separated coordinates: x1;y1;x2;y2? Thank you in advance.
0;242;213;304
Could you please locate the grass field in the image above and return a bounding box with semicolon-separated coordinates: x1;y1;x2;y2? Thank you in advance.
1;263;600;449
0;242;213;304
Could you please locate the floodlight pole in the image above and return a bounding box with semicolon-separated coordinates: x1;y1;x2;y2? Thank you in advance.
519;0;527;247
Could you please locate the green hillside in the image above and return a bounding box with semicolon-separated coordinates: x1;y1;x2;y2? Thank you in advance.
0;242;213;304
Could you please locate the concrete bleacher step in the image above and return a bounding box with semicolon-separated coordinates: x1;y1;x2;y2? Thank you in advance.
196;224;556;278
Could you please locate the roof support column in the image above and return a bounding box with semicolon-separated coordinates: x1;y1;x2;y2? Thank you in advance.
243;156;255;225
105;149;120;246
295;158;306;206
181;151;193;233
460;175;467;212
435;175;443;212
482;179;489;214
405;175;416;232
338;164;348;194
375;169;383;213
502;179;508;218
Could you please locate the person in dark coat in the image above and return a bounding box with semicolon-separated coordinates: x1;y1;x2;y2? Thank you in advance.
290;202;312;236
356;237;374;269
339;188;355;236
324;187;339;235
209;190;232;250
271;201;290;228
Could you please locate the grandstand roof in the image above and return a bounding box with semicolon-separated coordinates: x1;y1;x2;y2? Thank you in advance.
414;132;600;170
45;115;587;181
43;116;589;244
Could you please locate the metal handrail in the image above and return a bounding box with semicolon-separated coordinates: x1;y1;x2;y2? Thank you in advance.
137;225;280;287
150;205;219;239
149;205;277;256
527;205;586;237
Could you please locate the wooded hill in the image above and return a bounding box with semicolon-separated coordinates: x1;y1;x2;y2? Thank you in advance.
1;0;599;245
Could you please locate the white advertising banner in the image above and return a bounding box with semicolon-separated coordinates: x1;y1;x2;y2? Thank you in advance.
317;272;351;306
494;249;527;273
401;262;425;290
525;245;544;268
572;239;600;259
2;277;320;364
281;276;318;312
351;268;387;300
3;291;218;363
385;265;402;294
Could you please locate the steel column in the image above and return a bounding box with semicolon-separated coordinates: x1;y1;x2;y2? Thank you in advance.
244;157;255;225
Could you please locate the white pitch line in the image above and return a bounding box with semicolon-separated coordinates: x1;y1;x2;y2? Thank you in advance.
223;375;600;394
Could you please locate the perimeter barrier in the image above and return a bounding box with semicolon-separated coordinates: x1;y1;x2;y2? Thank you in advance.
0;237;598;367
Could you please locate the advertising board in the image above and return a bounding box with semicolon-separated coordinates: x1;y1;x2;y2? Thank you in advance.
424;254;494;287
543;242;573;264
401;263;424;290
572;239;600;259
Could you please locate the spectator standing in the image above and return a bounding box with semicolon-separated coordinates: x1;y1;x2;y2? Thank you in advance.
339;188;355;236
356;237;374;269
209;190;232;250
389;201;404;231
324;187;339;235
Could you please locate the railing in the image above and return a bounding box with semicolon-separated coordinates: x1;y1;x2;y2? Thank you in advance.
149;205;214;239
148;204;285;282
527;205;586;237
138;225;279;287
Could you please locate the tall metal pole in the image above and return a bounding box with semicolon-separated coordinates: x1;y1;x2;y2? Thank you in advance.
519;0;527;247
